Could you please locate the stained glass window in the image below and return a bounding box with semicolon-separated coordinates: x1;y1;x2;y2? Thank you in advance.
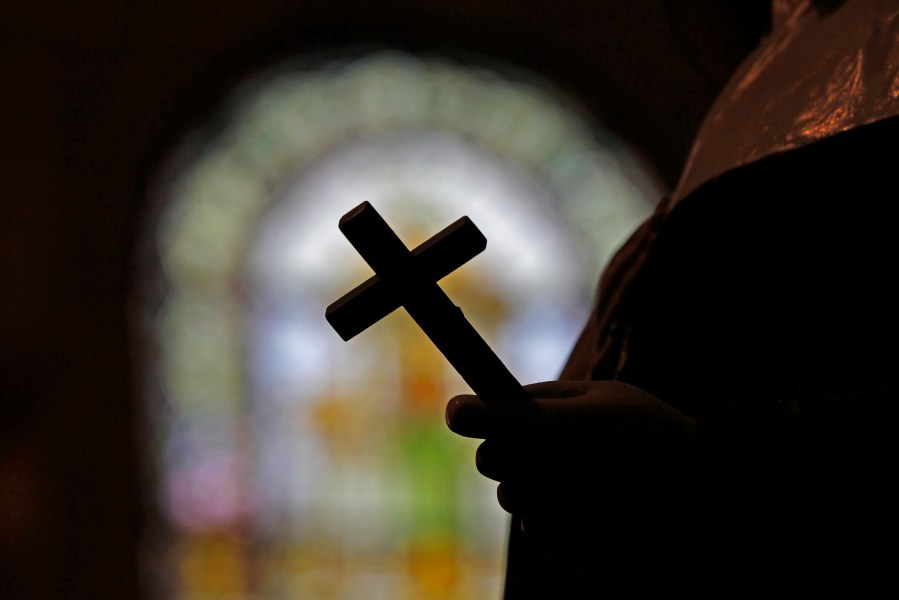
138;50;660;599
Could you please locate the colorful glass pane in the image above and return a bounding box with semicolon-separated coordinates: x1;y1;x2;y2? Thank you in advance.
141;51;660;599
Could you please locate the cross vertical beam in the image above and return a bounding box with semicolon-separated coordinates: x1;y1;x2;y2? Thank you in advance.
326;202;536;413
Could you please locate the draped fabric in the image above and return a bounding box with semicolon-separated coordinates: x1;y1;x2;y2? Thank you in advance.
502;3;899;595
674;0;899;203
558;195;672;382
507;111;899;600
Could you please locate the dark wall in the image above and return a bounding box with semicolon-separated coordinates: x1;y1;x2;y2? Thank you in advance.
0;2;762;598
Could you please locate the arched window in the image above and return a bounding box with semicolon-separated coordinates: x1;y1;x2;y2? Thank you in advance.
137;50;660;599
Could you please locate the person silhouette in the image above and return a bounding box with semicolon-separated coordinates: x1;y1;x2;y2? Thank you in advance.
447;0;899;596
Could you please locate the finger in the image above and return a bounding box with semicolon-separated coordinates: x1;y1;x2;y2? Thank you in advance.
497;481;537;516
475;439;515;481
445;394;499;438
519;515;552;549
475;438;535;479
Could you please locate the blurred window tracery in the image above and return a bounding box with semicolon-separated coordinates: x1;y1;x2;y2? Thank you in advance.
138;50;660;600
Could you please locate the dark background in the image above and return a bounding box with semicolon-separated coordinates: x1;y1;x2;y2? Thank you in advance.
0;2;766;598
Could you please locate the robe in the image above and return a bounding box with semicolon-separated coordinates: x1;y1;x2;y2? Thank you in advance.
504;108;899;600
502;1;899;596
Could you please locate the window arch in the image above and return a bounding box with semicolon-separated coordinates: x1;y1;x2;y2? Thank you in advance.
138;50;660;599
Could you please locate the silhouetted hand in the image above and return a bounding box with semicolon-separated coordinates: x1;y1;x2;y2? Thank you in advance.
445;380;696;555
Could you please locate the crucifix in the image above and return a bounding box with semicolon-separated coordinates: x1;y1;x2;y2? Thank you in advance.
326;201;536;414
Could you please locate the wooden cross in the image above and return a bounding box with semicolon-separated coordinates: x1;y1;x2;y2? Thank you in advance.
326;201;535;412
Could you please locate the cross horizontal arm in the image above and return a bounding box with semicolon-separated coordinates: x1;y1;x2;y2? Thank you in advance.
329;202;537;414
325;216;486;341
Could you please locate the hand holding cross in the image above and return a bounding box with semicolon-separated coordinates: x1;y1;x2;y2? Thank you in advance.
326;202;537;414
326;202;698;560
